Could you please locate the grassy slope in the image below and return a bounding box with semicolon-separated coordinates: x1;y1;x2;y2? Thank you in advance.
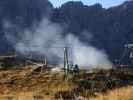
0;67;133;100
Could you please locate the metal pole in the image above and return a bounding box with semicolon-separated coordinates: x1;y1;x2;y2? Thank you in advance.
64;47;69;75
44;57;47;67
41;57;47;73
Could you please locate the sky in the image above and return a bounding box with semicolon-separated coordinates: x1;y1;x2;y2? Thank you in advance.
49;0;128;8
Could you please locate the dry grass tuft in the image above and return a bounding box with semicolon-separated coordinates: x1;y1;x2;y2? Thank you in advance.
90;86;133;100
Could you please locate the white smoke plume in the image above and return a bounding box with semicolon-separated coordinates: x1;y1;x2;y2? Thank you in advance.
3;18;112;69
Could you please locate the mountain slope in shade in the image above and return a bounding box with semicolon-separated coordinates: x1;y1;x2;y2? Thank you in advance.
0;0;53;54
0;0;133;64
52;1;133;63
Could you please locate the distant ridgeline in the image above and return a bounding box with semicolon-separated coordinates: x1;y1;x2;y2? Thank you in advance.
0;0;133;65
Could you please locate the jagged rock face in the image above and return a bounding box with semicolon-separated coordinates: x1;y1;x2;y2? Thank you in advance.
52;1;133;62
0;0;53;54
0;0;133;64
0;0;53;26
